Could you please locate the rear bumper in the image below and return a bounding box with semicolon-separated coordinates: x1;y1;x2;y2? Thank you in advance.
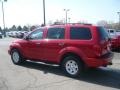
85;52;114;68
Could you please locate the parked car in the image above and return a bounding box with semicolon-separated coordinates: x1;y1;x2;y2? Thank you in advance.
116;29;120;36
18;31;28;38
7;31;17;37
107;29;117;39
107;29;120;50
8;24;113;77
7;31;12;37
0;32;3;38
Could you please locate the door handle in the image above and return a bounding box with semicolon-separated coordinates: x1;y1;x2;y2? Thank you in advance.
58;43;64;46
36;43;41;45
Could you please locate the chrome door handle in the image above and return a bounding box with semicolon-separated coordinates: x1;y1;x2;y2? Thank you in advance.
59;43;64;46
36;43;41;45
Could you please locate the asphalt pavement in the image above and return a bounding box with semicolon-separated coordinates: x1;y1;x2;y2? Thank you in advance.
0;37;120;90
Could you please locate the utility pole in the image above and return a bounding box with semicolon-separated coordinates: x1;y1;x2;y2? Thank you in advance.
68;18;71;23
64;9;70;24
0;0;7;37
117;12;120;29
2;1;5;29
43;0;46;26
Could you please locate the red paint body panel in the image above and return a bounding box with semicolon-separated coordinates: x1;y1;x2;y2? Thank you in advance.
8;24;113;68
111;36;120;49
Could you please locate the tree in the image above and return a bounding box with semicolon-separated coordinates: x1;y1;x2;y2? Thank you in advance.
23;26;28;31
11;25;17;31
17;26;22;31
97;20;108;27
30;26;36;31
97;20;120;29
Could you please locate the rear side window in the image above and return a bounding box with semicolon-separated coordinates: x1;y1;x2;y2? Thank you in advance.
70;27;92;40
98;27;110;40
47;27;65;39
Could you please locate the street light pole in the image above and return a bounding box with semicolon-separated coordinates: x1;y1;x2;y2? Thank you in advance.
64;9;69;24
2;1;5;29
68;18;71;23
117;12;120;29
43;0;46;26
0;0;7;37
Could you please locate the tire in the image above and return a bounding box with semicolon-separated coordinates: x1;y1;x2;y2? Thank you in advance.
11;49;25;65
61;56;83;78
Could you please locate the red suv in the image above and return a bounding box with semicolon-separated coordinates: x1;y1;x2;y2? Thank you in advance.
8;24;113;77
107;29;120;50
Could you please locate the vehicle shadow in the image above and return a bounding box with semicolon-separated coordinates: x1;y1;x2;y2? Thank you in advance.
20;61;120;89
112;49;120;53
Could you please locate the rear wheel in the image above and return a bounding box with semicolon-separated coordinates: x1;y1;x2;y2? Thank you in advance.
11;49;25;65
61;56;83;78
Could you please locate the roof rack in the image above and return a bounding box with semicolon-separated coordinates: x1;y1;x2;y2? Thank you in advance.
68;23;92;25
50;23;92;26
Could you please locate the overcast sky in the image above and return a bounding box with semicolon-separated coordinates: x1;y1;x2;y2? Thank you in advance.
0;0;120;28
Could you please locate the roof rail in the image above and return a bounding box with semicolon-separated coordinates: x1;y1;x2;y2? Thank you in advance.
50;23;92;26
68;23;92;25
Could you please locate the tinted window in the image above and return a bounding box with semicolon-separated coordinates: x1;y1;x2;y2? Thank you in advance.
98;27;110;40
110;30;114;33
29;29;43;40
47;28;65;39
116;30;120;32
70;27;92;40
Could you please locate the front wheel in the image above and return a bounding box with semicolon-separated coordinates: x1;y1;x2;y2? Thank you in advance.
11;49;25;65
61;56;83;78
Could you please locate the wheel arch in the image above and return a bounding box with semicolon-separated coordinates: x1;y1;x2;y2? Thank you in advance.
10;43;23;56
60;52;86;68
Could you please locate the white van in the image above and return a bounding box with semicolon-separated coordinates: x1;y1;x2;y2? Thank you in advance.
107;29;117;39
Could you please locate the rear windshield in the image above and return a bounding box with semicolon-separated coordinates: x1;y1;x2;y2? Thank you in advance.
97;27;110;40
70;27;92;40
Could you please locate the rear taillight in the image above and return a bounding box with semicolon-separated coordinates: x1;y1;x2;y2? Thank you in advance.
107;42;111;51
93;45;102;57
93;43;110;57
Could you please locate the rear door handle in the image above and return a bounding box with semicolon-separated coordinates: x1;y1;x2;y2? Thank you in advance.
36;43;41;45
58;43;64;46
